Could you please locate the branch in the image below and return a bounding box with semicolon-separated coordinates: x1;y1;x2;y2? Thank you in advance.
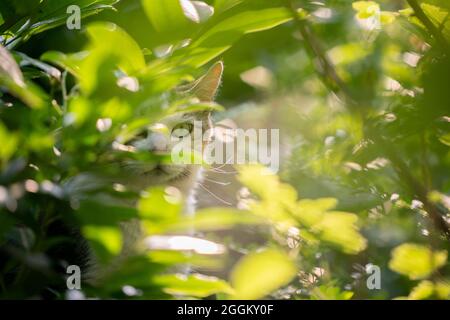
285;0;450;238
407;0;450;54
380;139;450;239
0;15;27;34
283;0;358;110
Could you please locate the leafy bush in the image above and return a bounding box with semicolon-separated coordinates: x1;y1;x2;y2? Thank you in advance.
0;0;449;300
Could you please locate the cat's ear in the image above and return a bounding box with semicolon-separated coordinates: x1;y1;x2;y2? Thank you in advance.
192;61;223;102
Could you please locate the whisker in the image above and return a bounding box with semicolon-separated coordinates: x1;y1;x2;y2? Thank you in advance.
198;183;232;205
207;168;238;174
213;156;234;170
203;177;231;186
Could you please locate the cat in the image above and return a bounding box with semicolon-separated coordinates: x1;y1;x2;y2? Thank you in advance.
84;61;224;282
0;62;224;296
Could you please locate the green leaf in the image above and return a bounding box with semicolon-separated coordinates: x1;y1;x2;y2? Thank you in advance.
180;7;300;67
170;207;262;231
83;225;122;262
238;165;366;254
77;201;138;226
408;280;450;300
438;133;450;146
352;1;379;12
85;22;145;73
173;102;225;113
35;0;117;23
0;210;15;244
0;44;43;107
408;280;434;300
435;281;450;299
141;0;189;33
352;1;396;25
2;1;118;42
16;52;61;80
421;3;450;40
311;211;367;254
380;11;396;25
0;45;24;87
294;198;338;227
195;7;296;46
147;250;223;269
214;0;243;13
404;3;450;40
293;199;367;254
237;164;298;227
328;43;370;66
237;164;297;204
352;1;379;19
0;0;41;21
79;22;145;93
311;285;354;300
40;51;87;77
230;249;296;299
389;244;448;279
0;122;18;163
138;187;182;233
153;273;234;297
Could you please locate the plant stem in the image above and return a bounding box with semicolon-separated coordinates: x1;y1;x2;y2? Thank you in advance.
407;0;450;54
61;70;68;113
0;15;27;34
285;0;450;238
283;0;358;110
379;139;450;238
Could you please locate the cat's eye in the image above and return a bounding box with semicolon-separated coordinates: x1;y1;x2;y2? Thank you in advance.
127;130;147;144
171;122;194;138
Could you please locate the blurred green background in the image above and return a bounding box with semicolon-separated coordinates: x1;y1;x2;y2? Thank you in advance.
0;0;449;300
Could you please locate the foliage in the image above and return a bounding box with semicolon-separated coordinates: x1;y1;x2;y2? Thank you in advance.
0;0;449;300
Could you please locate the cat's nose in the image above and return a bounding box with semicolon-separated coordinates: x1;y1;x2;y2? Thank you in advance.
148;123;170;153
149;132;168;153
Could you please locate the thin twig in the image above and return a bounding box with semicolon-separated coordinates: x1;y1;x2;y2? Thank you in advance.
285;0;450;238
284;0;358;110
407;0;450;54
0;15;27;34
378;139;450;238
61;70;68;113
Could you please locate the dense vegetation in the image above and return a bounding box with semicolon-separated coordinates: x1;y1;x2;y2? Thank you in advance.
0;0;449;300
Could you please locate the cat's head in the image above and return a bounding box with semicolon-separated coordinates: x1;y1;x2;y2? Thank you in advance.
120;62;223;189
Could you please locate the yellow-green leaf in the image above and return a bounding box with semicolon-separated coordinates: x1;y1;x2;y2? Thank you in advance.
142;0;189;33
408;280;434;300
237;164;297;205
352;1;380;18
170;208;262;231
294;198;337;227
389;244;448;279
230;249;296;299
0;44;24;87
41;51;86;77
86;22;145;74
83;225;123;261
408;280;450;300
0;122;18;163
153;273;234;297
0;44;43;108
312;211;367;254
380;11;396;25
311;284;354;300
138;187;182;226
